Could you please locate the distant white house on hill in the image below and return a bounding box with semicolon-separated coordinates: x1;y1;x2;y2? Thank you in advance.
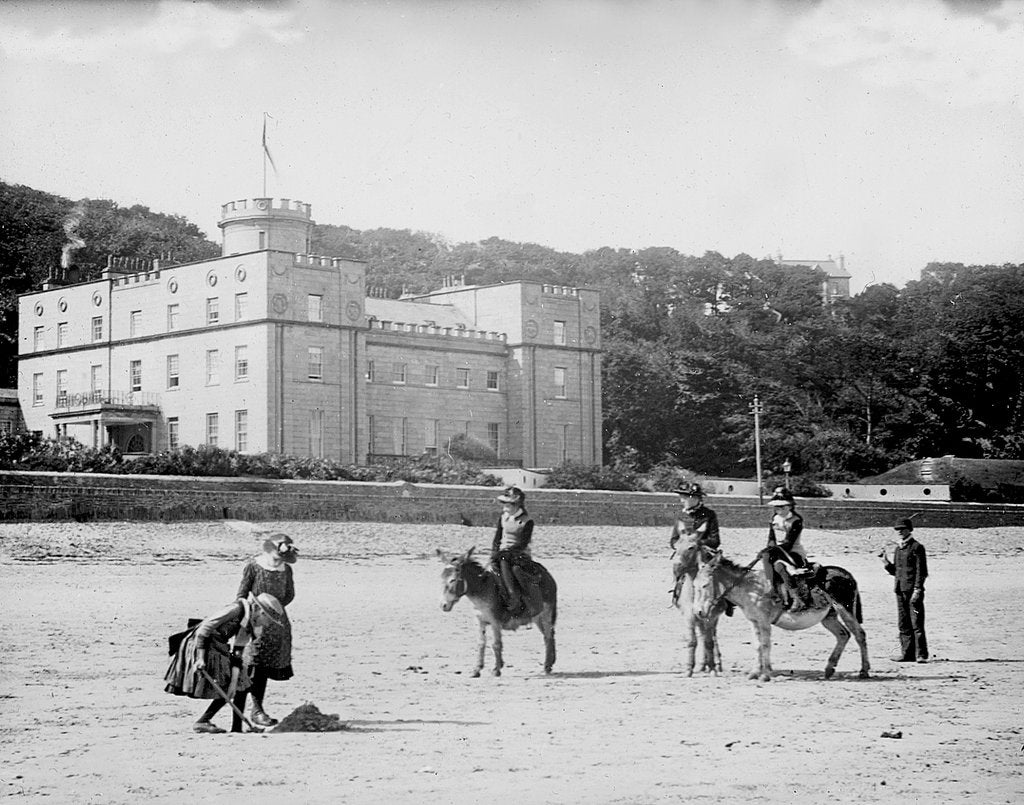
778;255;851;302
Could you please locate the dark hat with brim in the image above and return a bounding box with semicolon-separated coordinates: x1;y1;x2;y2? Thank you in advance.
893;518;914;532
767;487;795;506
497;486;525;504
674;483;704;497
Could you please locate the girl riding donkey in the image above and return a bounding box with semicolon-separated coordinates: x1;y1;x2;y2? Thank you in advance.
491;486;544;618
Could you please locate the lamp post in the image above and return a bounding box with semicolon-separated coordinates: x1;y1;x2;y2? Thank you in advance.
782;458;792;490
750;395;764;505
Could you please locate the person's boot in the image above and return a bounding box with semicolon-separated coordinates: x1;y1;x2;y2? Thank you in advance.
500;561;522;612
251;700;278;728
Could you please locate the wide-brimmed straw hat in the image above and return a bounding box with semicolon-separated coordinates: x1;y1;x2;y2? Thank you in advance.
262;533;299;564
496;486;525;504
249;592;285;624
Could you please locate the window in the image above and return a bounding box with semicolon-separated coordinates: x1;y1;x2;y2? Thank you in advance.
234;293;248;321
308;409;323;457
235;409;248;452
91;316;103;342
130;360;142;392
425;365;439;386
424;419;439;451
129;310;141;337
206;349;220;385
0;420;13;435
33;326;44;351
308;347;323;380
560;424;570;462
235;345;248;381
456;368;470;389
368;415;376;454
167;355;180;389
308;294;323;323
167;417;180;450
57;322;68;348
56;369;68;406
32;373;43;406
396;417;408;455
90;365;103;396
258;231;266;250
487;422;500;454
486;370;499;391
206;298;219;325
167;304;179;331
365;360;375;382
554;367;567;398
553;320;566;346
206;413;219;446
392;362;407;384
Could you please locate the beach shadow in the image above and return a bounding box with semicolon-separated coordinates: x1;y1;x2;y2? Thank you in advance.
344;718;488;734
943;658;1024;664
760;668;962;683
549;670;679;680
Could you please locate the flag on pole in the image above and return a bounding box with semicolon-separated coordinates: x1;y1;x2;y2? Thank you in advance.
262;115;278;174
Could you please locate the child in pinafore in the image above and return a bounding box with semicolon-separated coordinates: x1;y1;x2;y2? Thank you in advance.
235;533;298;727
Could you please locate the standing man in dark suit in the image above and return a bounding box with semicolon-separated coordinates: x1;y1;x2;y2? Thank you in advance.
881;518;929;663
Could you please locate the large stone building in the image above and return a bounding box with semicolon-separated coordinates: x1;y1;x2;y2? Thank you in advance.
17;197;602;468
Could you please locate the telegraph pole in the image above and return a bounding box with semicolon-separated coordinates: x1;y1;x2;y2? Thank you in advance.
750;395;764;505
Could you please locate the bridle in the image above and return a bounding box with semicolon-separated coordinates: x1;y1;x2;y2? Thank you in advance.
445;561;468;600
698;549;766;616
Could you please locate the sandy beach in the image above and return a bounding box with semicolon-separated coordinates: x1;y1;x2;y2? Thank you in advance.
2;520;1022;804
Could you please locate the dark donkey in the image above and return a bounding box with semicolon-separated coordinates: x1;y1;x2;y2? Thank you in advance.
437;547;557;677
693;550;870;681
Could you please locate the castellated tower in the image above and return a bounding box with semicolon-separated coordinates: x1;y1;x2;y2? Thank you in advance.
219;197;314;255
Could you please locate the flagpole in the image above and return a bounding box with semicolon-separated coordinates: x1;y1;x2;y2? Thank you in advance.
262;114;267;197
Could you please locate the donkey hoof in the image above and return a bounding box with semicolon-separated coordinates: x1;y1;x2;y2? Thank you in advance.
824;667;836;680
471;669;481;678
747;671;760;680
759;673;772;682
492;668;501;677
858;670;870;679
544;666;553;674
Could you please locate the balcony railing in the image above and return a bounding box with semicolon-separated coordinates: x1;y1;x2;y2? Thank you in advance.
53;389;161;413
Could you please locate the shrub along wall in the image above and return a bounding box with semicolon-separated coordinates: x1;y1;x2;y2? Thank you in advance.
0;470;1020;529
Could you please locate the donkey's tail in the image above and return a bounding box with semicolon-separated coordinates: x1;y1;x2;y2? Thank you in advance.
854;589;863;624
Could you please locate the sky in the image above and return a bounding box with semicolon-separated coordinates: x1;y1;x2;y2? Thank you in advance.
1;0;1022;293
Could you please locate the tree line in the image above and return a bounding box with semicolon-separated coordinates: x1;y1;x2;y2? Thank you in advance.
3;180;1022;481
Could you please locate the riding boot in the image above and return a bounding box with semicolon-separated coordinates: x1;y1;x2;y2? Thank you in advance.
248;673;278;727
775;565;805;611
500;560;522;611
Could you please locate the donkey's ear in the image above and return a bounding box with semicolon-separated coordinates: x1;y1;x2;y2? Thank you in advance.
435;548;448;562
465;546;476;560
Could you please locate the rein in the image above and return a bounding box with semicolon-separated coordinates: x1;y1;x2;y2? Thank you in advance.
704;549;766;612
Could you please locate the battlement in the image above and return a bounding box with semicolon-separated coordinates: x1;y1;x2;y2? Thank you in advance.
367;318;507;343
293;253;358;268
539;284;579;297
220;197;312;221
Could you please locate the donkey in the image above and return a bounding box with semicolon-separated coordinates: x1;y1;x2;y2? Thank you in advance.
693;550;870;681
437;547;557;677
671;542;723;676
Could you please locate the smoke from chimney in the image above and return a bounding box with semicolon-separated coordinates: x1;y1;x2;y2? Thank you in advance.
60;202;87;270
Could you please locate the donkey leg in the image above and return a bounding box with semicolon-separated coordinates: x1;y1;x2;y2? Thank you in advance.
751;620;772;681
472;619;487;678
820;611;850;680
704;616;722;675
835;600;870;678
682;613;698;677
491;623;504;677
539;610;556;674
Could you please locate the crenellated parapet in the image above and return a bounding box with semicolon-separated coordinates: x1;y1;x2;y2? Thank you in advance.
539;284;579;297
220;197;312;220
367;318;507;342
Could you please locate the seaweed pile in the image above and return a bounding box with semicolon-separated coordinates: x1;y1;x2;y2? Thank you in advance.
270;703;349;733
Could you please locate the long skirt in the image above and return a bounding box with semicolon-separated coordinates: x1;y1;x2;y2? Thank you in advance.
164;631;251;699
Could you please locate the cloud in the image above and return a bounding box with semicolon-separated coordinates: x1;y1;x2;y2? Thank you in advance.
786;0;1024;108
0;0;303;64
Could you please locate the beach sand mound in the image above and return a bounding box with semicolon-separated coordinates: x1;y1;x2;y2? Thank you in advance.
271;702;349;733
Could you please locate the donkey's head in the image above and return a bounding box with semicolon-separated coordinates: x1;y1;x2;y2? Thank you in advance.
692;549;724;620
437;546;476;612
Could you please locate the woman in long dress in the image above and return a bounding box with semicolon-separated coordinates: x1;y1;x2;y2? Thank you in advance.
235;533;298;727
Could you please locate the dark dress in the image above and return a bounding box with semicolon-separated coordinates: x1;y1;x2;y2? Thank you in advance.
236;561;294;680
164;600;253;698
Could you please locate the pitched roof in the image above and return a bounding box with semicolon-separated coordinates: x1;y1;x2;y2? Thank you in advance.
779;258;852;279
364;297;474;328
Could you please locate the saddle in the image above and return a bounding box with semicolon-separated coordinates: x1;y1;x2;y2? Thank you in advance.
776;563;824;611
496;563;544;621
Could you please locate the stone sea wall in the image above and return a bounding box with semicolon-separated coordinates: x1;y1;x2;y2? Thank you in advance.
0;469;1019;529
